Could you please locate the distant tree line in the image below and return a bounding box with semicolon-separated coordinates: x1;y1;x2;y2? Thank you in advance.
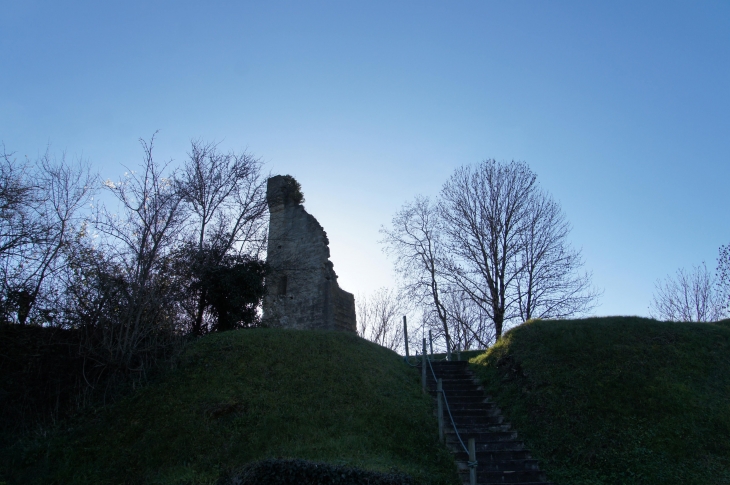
0;135;269;383
377;159;599;355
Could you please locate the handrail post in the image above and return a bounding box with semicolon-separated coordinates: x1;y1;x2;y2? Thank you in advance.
437;378;444;442
468;437;477;485
421;338;427;393
403;316;409;359
429;329;434;357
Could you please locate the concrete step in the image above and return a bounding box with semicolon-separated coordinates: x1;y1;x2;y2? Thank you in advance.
435;397;493;407
460;458;540;472
450;440;526;452
444;405;501;416
444;423;512;433
445;414;506;426
431;390;491;400
457;469;547;484
427;378;480;385
422;360;551;485
452;449;533;461
446;430;518;442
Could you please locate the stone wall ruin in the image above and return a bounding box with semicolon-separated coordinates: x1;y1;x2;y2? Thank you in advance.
262;175;356;332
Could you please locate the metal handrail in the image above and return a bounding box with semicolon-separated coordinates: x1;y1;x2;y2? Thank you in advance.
426;356;471;457
402;320;478;481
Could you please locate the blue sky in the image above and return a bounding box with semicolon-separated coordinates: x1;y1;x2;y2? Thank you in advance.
2;1;729;317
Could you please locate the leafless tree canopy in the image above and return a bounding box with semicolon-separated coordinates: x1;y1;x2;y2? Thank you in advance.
382;159;599;349
649;262;725;322
177;140;267;257
438;161;538;340
175;140;268;335
514;189;597;321
356;287;405;351
718;244;730;316
380;196;453;354
0;146;97;326
82;135;187;372
0;136;273;428
0;135;271;381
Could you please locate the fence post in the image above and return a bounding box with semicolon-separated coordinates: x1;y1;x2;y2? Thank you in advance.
429;329;434;357
403;316;409;359
437;378;444;442
469;437;477;485
421;338;427;393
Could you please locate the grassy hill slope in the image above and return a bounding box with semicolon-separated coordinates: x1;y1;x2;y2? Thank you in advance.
4;329;458;485
471;317;730;485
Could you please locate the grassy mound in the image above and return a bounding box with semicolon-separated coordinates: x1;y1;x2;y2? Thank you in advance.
471;316;730;485
4;329;458;485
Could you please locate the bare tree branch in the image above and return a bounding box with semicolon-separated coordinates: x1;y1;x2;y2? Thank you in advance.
356;287;406;351
380;196;453;354
650;262;725;322
383;159;600;346
175;140;268;335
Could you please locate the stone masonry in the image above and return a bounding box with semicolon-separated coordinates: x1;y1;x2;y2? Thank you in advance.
262;175;356;332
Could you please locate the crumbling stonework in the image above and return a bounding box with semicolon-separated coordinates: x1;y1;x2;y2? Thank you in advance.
262;175;356;332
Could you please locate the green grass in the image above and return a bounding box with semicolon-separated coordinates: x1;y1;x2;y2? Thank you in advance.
4;329;458;485
470;316;730;485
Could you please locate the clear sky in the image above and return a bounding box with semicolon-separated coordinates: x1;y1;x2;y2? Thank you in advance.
2;1;729;317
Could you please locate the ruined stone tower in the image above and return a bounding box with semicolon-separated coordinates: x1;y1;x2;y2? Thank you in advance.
262;175;356;332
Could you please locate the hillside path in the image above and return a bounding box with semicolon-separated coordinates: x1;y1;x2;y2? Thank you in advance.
423;360;552;485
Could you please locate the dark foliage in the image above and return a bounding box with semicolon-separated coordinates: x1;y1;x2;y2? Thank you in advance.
0;138;272;451
176;245;268;333
219;459;416;485
198;255;268;332
0;325;85;443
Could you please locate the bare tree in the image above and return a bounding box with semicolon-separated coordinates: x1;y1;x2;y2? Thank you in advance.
0;146;96;325
439;160;538;340
177;140;267;257
22;153;97;324
91;134;187;371
357;287;405;351
439;160;599;340
0;147;42;322
380;196;453;355
650;262;725;322
0;146;38;260
385;160;598;344
175;140;268;335
442;289;496;350
718;244;730;316
515;189;599;321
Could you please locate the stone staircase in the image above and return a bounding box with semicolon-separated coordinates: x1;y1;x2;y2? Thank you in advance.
423;360;552;485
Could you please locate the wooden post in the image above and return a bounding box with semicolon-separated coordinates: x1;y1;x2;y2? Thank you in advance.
421;337;427;393
437;378;444;442
429;329;434;357
468;437;477;485
403;316;409;359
